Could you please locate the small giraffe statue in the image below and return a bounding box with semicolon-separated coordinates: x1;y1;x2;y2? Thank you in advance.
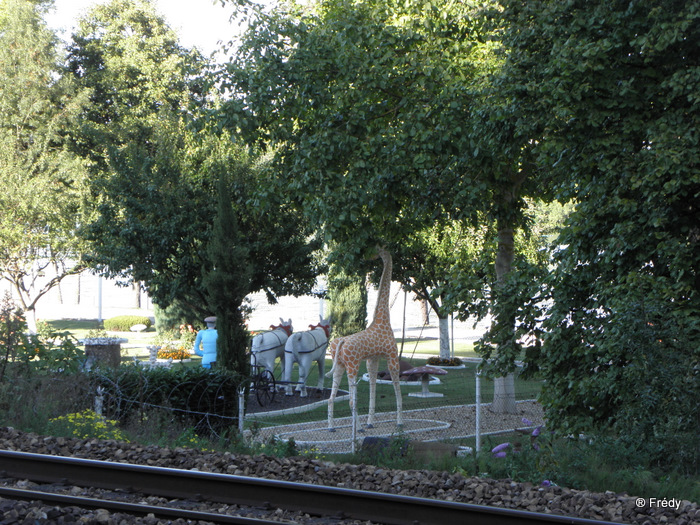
326;246;403;431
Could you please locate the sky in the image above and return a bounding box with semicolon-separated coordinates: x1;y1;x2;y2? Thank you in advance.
45;0;243;58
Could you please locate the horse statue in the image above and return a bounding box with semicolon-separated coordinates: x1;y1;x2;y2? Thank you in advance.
250;318;293;377
284;316;331;397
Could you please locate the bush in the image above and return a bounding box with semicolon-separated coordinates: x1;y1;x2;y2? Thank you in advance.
328;266;367;338
103;315;152;332
91;365;243;435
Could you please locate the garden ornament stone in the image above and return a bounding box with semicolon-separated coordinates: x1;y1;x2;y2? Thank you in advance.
401;365;447;398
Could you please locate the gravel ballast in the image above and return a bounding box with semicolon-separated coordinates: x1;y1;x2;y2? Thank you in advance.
0;427;696;524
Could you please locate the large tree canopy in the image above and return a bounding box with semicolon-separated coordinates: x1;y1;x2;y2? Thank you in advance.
224;0;494;251
224;0;557;409
69;0;322;326
0;0;89;330
498;0;699;468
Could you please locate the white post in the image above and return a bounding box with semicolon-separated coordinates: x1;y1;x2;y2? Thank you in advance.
475;370;482;456
97;275;103;322
238;385;246;433
317;282;327;319
351;383;357;454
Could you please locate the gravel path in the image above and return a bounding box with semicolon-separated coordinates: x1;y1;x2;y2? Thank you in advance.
252;400;545;454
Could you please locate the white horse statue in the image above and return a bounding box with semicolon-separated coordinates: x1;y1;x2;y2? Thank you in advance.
284;316;331;397
250;318;293;377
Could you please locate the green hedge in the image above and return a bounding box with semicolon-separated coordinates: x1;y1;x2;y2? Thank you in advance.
91;365;242;435
103;315;152;332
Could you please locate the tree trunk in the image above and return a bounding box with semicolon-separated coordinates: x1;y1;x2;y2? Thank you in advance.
492;224;517;414
438;316;450;358
25;308;38;335
133;282;141;308
420;299;430;325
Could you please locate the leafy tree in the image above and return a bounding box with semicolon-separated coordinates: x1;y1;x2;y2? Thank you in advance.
66;0;207;170
226;0;490;247
498;0;700;470
0;0;89;332
224;0;556;409
391;219;496;359
69;0;322;326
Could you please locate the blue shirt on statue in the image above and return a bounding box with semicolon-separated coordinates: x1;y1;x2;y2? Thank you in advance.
193;328;218;368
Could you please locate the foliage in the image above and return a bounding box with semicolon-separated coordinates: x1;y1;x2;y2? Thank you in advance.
171;428;216;451
426;357;463;367
0;293;29;381
224;0;497;253
473;433;699;502
0;0;90;330
48;409;129;442
225;0;554;399
204;173;251;375
327;264;367;338
178;324;197;347
354;435;413;470
495;0;700;470
103;315;152;332
91;364;243;435
0;292;85;379
69;0;322;327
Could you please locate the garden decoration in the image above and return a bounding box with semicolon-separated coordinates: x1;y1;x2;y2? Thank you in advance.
192;316;217;368
284;316;331;397
81;331;127;369
401;365;447;398
250;318;293;378
326;246;403;431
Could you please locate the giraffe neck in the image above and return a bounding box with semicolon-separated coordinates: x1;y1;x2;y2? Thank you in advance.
370;248;392;329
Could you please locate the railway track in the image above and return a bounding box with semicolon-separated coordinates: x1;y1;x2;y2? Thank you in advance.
0;449;619;525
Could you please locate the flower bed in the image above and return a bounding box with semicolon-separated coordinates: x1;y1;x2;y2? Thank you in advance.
156;345;191;361
426;356;464;367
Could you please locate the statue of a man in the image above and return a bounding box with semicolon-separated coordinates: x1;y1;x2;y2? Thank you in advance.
192;316;218;368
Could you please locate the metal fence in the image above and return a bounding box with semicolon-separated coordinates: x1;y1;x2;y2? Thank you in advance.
242;361;543;455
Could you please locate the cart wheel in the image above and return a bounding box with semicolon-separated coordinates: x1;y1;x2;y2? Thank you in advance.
255;369;276;406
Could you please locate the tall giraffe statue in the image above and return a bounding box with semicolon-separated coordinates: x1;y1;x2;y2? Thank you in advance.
326;246;403;431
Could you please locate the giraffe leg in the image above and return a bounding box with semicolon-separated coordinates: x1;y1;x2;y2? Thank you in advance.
327;361;345;432
387;352;403;429
347;371;358;437
366;356;379;428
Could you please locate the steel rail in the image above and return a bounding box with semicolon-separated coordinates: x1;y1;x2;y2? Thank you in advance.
0;450;618;525
0;486;273;524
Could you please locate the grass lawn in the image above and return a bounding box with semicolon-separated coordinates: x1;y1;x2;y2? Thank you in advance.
44;318;161;359
396;337;477;359
45;319;479;359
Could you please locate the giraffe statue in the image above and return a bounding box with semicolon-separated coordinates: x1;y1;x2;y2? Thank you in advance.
326;246;403;431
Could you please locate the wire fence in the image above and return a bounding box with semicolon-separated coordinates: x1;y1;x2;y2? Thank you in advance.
242;359;544;455
87;356;543;456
